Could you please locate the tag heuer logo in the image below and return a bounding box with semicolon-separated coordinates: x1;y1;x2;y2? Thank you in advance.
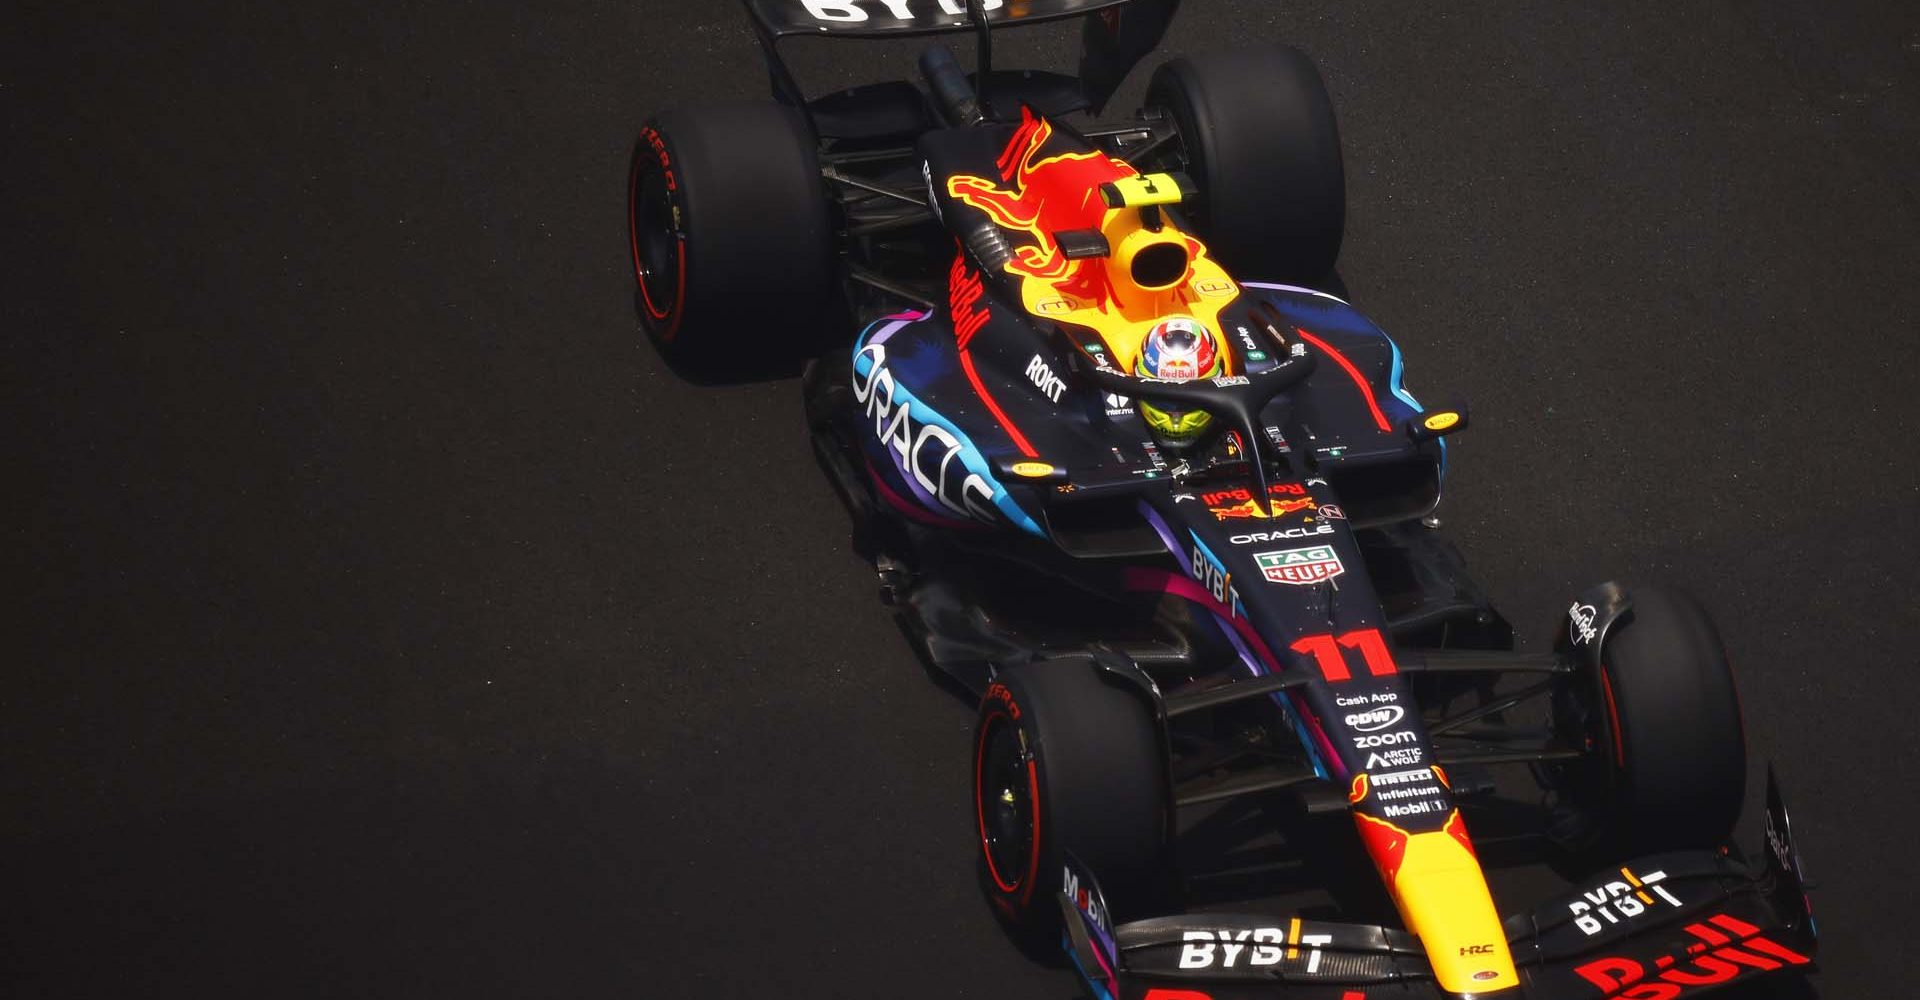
1255;545;1345;585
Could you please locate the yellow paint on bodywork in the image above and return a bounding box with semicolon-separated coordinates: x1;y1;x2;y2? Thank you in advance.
1393;832;1517;992
942;114;1243;372
1102;172;1187;207
1359;812;1519;994
1016;205;1239;374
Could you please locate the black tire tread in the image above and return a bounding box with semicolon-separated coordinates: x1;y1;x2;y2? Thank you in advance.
978;659;1168;927
629;102;836;375
1597;587;1747;851
1146;44;1346;285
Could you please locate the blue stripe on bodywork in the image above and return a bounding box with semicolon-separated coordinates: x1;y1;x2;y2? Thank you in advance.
1063;931;1118;1000
1386;335;1447;471
1386;336;1422;411
1243;282;1448;476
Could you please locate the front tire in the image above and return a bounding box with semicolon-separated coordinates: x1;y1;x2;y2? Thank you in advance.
1553;586;1747;853
627;103;837;378
1146;44;1346;285
974;659;1169;936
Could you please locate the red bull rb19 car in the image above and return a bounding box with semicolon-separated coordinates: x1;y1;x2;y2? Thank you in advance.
625;2;1819;997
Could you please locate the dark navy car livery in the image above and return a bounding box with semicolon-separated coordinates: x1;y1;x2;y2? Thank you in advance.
627;3;1818;998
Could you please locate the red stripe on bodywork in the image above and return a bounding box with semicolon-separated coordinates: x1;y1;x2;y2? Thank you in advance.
1295;327;1390;432
1354;812;1412;882
959;348;1039;458
1445;808;1478;858
1685;922;1732;947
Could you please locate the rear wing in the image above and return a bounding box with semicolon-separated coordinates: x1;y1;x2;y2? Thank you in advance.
742;0;1139;39
739;0;1179;114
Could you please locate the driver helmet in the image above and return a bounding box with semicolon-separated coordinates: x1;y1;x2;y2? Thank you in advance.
1135;317;1222;445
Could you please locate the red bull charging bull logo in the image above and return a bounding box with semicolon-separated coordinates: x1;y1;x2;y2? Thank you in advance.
941;107;1241;373
946;107;1136;290
1215;496;1317;521
1201;483;1319;522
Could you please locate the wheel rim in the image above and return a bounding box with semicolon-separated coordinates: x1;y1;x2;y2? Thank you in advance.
628;147;684;336
1543;659;1622;821
975;713;1036;896
1145;110;1194;174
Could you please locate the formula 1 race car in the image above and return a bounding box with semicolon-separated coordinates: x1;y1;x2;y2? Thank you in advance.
626;2;1820;998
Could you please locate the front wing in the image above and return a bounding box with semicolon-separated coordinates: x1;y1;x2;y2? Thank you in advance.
1062;773;1816;1000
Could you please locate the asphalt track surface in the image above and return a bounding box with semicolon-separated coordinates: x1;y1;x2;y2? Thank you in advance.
6;1;1918;997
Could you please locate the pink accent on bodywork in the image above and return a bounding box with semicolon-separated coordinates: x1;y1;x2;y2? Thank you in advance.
1086;925;1118;990
864;456;978;529
1122;567;1280;669
1293;695;1347;778
1122;566;1347;776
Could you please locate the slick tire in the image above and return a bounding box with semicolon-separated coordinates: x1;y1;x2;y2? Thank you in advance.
627;103;837;379
1146;44;1345;286
973;659;1169;939
1558;586;1747;853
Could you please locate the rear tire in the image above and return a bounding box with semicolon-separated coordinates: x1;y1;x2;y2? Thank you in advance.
974;659;1169;938
1146;44;1345;285
1553;586;1747;853
627;103;837;378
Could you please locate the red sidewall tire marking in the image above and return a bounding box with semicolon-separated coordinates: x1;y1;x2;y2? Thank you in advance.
975;703;1043;905
1018;743;1041;906
976;710;1022;894
1598;662;1626;768
629;133;685;342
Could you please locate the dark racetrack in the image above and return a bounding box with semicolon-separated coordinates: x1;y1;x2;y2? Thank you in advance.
6;1;1916;996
